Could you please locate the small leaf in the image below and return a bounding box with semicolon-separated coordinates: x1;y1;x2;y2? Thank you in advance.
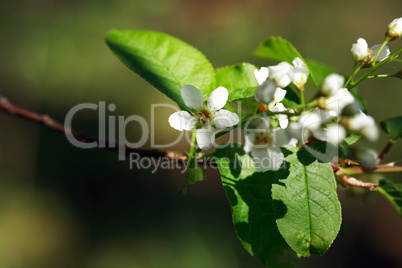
380;116;402;141
182;157;206;195
344;134;360;145
215;144;293;268
254;36;303;64
282;87;301;107
106;30;215;111
253;36;317;87
215;63;259;102
271;146;342;257
376;179;402;217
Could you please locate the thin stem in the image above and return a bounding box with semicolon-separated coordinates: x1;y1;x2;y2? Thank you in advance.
300;91;305;112
289;100;317;111
189;129;197;157
344;62;358;88
376;140;395;166
391;58;402;63
367;73;399;79
372;37;390;65
0;95;190;163
341;165;402;176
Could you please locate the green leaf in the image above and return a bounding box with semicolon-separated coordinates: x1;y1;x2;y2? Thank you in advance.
271;146;341;256
305;60;338;86
181;157;206;195
215;63;259;102
215;144;293;268
344;134;360;145
106;30;215;111
282;87;301;107
253;36;318;87
380;116;402;141
254;36;303;64
349;87;367;112
376;179;402;217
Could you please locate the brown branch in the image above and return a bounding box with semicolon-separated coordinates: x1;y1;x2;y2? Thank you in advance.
0;95;188;163
376;140;395;166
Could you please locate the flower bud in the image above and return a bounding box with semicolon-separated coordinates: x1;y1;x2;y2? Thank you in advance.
268;62;294;88
326;124;346;145
347;112;378;142
387;17;402;40
351;38;369;62
320;74;345;96
292;57;309;90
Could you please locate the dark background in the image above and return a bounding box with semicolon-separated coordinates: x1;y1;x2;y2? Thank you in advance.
0;0;401;267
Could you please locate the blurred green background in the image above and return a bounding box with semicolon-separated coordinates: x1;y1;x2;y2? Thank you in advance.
0;0;402;267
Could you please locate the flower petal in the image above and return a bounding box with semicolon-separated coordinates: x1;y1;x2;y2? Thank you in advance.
273;88;287;103
244;132;256;153
370;44;391;62
254;67;269;85
254;80;277;104
326;88;355;114
326;124;346;144
272;128;292;147
181;85;205;110
269;103;288;129
168;111;196;131
268;62;294;88
212;109;239;129
196;125;215;150
207;86;229;111
321;74;345;96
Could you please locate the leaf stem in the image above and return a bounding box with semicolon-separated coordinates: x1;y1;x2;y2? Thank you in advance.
300;91;305;112
189;129;197;157
344;62;358;88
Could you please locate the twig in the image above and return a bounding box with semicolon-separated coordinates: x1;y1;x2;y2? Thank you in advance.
376;140;395;166
0;95;188;163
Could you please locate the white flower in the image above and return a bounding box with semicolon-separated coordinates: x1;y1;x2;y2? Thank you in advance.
347;111;378;142
314;124;346;145
370;44;391;62
255;79;278;104
351;38;369;62
168;85;239;150
292;57;309;90
254;67;269;85
287;109;334;143
255;81;289;129
270;102;289;129
268;62;294;88
244;120;293;171
320;74;345;96
325;88;355;116
387;17;402;39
